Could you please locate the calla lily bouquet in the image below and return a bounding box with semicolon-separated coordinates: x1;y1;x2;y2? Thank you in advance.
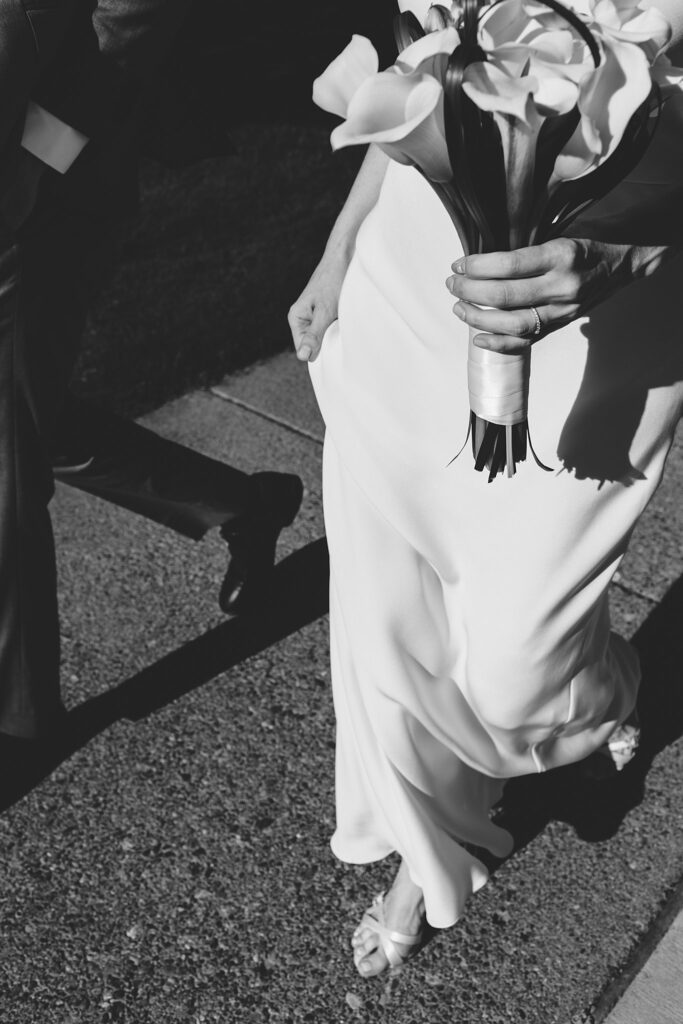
313;0;682;480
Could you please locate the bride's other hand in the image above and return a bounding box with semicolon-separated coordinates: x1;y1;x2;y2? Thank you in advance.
445;239;675;354
288;249;350;363
289;145;390;363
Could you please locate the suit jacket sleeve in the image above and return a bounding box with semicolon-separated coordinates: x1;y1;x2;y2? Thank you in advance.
32;0;192;140
0;0;67;152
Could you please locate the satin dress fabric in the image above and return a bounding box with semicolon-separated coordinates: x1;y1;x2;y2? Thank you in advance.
309;3;683;930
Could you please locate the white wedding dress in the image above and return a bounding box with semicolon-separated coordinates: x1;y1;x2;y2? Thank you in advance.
308;1;683;929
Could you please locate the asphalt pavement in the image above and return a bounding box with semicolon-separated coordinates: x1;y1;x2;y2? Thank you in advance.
1;350;683;1024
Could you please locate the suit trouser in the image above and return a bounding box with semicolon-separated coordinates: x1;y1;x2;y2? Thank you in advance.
0;192;252;739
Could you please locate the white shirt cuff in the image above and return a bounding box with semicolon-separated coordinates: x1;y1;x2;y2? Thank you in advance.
21;102;89;173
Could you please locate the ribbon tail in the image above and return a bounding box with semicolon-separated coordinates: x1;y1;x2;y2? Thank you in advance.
447;412;473;467
464;416;552;482
526;422;553;473
474;419;499;474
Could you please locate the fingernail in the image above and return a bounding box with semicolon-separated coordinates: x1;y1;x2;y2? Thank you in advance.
452;258;466;275
297;344;312;361
453;303;466;321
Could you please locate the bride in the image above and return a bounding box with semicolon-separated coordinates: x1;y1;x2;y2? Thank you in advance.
288;0;683;978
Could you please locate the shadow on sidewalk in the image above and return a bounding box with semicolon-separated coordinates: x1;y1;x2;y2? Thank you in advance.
0;537;329;812
4;552;682;857
492;574;683;859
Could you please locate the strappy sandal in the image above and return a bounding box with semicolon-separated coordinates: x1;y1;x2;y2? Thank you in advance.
582;708;641;779
598;708;641;772
353;892;425;975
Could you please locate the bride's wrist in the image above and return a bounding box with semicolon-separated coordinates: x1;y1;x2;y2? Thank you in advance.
322;230;357;272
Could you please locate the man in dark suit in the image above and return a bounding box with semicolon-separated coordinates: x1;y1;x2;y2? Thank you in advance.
0;0;303;742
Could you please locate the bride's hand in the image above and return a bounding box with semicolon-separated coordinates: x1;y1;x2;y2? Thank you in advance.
289;146;390;361
445;238;673;354
288;249;350;363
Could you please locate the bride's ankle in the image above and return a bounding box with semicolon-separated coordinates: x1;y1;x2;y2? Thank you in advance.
386;862;425;914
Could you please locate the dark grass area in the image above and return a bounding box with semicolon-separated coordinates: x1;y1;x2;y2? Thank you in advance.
69;0;400;418
73;128;361;418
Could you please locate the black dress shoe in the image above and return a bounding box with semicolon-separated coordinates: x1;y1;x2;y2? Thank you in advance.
218;472;304;615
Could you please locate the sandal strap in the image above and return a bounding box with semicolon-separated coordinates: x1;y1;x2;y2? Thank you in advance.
359;909;423;948
359;893;423;967
599;711;641;771
384;937;406;968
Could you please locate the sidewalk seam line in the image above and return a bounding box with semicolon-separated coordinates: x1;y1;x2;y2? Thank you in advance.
612;580;659;606
209;388;324;446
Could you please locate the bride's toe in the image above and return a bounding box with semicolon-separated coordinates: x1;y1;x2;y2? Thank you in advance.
356;948;388;977
354;932;379;960
353;936;388;977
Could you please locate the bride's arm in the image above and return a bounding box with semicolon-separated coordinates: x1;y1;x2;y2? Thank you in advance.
288;145;389;362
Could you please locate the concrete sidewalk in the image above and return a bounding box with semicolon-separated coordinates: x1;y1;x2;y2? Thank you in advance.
605;890;683;1024
1;350;682;1024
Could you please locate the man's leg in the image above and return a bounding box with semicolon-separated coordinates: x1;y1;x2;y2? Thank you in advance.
0;201;91;738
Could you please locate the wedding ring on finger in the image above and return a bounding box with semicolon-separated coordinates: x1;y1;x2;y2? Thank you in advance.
529;305;542;337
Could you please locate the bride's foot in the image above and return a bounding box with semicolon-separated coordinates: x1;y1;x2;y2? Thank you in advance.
600;708;640;772
598;708;643;770
582;708;641;779
351;860;427;978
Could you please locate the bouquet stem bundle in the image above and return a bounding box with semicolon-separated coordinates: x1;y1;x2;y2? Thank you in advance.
395;0;660;481
313;0;675;480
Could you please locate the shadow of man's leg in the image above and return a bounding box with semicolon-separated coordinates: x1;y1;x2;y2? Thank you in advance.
0;537;330;811
51;392;305;619
52;393;253;540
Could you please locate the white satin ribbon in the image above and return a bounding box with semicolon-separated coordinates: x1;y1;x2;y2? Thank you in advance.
467;328;529;426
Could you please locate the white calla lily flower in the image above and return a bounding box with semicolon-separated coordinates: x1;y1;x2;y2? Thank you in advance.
463;29;583;122
474;4;593;119
590;0;671;59
533;70;580;114
463;62;538;122
580;33;651;154
331;70;453;182
479;0;538;49
312;35;379;119
396;26;460;76
553;30;651;179
397;0;433;26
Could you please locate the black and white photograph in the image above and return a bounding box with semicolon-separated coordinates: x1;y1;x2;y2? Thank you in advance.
1;1;683;1022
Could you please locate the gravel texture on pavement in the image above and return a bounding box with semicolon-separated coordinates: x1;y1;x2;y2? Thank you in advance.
1;355;683;1024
